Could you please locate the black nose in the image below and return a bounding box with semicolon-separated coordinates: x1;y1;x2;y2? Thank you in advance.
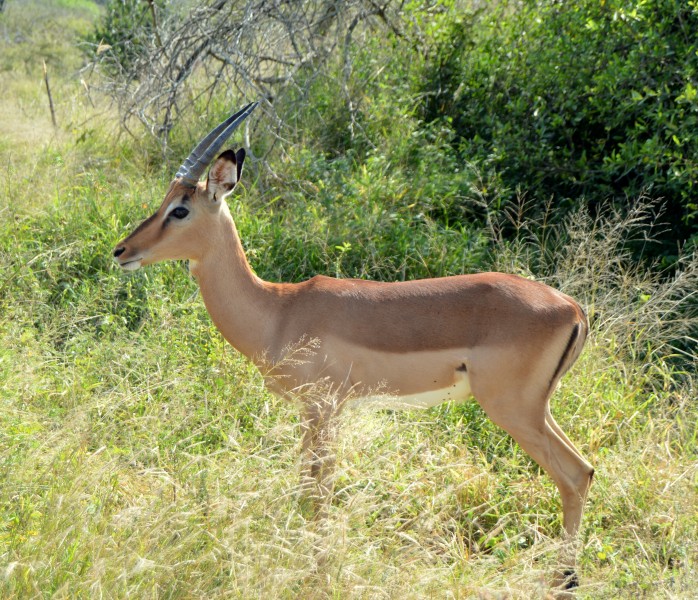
114;246;126;258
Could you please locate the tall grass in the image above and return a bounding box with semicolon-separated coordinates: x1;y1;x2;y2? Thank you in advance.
3;182;696;597
1;2;697;598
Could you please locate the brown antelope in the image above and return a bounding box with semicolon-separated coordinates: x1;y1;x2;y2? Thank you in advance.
114;102;593;590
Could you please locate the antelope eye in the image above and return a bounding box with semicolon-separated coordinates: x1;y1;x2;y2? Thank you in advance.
170;206;189;219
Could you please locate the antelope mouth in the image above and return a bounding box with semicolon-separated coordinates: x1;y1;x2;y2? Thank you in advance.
118;258;143;271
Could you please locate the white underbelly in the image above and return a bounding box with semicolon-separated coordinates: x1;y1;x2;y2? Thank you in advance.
348;373;472;410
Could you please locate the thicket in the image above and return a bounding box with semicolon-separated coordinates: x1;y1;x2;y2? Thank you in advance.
86;0;698;266
86;0;165;74
423;0;698;263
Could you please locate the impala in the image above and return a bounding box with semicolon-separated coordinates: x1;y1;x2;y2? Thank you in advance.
114;102;593;591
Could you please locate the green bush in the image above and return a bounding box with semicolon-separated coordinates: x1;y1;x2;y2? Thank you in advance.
85;0;165;74
422;0;698;262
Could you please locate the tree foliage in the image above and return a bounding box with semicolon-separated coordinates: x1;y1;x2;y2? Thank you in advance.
422;0;698;261
85;0;166;75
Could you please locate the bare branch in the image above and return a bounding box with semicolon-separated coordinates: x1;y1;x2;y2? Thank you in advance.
85;0;411;153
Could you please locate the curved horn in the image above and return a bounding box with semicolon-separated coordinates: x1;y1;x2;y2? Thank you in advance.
175;101;259;186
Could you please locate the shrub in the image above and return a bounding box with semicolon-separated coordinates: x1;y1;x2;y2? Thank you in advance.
422;0;698;263
85;0;166;75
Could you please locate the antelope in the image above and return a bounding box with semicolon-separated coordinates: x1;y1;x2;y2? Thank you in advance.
114;102;593;591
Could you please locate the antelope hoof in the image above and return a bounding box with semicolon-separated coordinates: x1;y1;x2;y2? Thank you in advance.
562;568;579;589
550;568;579;598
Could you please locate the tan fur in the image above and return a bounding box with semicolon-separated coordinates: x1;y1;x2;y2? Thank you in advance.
114;151;593;592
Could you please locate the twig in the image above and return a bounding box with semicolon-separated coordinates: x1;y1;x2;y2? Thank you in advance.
42;59;57;129
81;78;95;108
147;0;163;48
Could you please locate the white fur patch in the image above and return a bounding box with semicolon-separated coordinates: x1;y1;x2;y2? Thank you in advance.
121;259;142;271
350;373;472;410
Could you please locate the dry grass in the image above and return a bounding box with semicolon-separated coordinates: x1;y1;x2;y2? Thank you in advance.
1;2;697;598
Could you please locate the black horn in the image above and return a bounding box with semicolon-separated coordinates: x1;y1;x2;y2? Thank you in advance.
175;101;258;186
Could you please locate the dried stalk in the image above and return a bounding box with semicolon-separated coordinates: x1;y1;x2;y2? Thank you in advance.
42;60;57;129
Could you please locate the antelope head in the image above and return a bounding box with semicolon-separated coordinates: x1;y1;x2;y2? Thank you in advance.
113;102;258;271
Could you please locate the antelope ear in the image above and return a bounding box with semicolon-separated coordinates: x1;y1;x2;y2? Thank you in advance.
206;149;242;202
235;148;245;185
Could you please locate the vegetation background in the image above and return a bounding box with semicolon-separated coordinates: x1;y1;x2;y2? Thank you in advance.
1;0;696;597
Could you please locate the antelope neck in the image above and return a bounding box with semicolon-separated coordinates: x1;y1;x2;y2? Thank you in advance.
189;215;280;365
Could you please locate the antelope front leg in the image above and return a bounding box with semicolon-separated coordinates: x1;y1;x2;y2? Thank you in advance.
299;395;342;518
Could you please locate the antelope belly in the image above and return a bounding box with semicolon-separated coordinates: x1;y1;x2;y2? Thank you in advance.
352;374;472;410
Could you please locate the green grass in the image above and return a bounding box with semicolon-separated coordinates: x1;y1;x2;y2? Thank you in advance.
1;2;697;598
